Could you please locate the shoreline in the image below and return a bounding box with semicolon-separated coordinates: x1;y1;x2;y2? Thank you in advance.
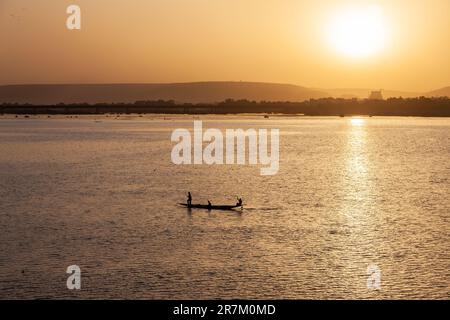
2;97;449;117
1;114;450;120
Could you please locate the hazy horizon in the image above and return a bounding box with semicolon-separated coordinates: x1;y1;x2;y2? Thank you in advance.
1;0;449;92
0;80;447;94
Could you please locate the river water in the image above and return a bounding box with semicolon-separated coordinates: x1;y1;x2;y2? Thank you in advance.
0;115;448;299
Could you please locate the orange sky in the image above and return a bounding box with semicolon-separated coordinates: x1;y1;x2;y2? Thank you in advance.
1;0;449;91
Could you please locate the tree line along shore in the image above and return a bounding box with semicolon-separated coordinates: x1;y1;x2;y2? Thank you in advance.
1;97;449;117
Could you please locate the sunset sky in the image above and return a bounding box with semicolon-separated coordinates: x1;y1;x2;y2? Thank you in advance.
1;0;449;91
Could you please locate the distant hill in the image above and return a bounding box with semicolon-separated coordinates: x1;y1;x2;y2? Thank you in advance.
426;86;450;98
0;82;329;104
1;82;448;104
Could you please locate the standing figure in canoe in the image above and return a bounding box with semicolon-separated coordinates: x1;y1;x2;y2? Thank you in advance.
187;192;192;207
207;200;212;210
236;197;243;207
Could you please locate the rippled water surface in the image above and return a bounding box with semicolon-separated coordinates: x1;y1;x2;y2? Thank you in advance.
0;115;449;299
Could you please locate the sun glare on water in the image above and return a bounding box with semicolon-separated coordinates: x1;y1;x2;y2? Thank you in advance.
350;118;366;126
327;5;388;58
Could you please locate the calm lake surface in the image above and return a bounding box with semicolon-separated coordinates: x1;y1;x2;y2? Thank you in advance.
0;115;449;299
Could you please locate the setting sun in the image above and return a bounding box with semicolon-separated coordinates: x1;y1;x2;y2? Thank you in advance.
327;5;388;58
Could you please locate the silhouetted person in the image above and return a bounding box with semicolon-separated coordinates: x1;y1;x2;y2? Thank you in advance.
207;200;212;209
187;192;192;207
236;197;243;207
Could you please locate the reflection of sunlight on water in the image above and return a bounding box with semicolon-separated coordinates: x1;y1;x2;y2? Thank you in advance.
342;118;373;223
338;117;378;295
347;123;368;178
350;118;366;126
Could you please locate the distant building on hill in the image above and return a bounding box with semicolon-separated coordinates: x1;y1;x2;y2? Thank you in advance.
369;90;383;100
